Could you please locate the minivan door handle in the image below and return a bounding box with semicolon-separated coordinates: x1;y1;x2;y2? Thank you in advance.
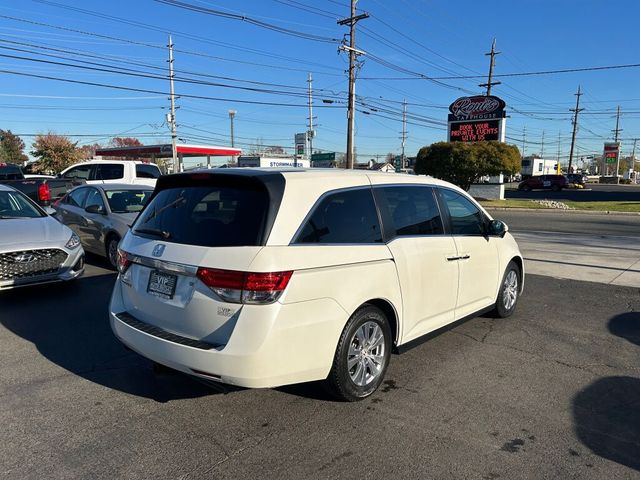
447;255;461;261
459;254;470;260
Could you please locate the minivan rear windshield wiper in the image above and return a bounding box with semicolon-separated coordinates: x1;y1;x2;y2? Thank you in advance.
141;193;186;225
134;227;171;239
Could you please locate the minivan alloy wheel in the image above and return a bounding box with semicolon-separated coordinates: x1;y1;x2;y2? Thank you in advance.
502;270;518;310
326;304;392;401
348;321;386;386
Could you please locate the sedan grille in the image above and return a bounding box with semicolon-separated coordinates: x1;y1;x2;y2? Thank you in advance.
0;249;68;281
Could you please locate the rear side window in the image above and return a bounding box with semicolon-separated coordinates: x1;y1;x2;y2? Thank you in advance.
136;164;161;179
84;188;104;210
63;165;92;180
295;188;382;244
133;185;269;247
66;187;89;208
0;164;22;180
95;164;124;180
377;186;443;237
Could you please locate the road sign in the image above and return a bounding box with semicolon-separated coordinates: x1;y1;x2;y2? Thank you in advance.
296;144;305;156
394;155;402;172
311;152;336;162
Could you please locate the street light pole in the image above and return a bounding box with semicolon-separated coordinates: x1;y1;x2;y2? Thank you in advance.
228;110;236;148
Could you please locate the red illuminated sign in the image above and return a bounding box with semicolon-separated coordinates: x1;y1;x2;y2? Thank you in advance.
449;119;501;142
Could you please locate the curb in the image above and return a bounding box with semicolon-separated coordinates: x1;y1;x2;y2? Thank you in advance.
484;207;640;216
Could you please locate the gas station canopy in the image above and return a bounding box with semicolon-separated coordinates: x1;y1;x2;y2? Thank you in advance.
95;143;241;158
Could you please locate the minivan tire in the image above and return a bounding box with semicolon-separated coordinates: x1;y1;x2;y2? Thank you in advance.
551;184;560;192
522;184;531;192
325;304;392;402
493;261;521;318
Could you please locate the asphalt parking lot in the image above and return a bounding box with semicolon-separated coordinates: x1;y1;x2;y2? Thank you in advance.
1;255;639;480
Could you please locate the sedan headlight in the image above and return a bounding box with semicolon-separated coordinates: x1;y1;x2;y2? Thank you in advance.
65;232;81;250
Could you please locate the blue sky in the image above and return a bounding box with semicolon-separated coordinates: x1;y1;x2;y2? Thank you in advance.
1;0;639;167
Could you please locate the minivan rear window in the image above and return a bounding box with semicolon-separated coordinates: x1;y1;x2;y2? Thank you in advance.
132;184;269;247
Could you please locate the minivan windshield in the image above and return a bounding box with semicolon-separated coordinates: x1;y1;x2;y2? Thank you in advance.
132;184;269;247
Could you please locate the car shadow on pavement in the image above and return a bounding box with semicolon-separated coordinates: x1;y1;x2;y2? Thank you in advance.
608;311;640;347
572;312;640;472
0;269;217;403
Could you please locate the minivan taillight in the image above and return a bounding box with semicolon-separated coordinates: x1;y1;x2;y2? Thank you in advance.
117;249;132;274
38;183;51;202
196;268;293;305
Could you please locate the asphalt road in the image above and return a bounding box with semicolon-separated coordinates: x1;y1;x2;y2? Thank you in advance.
1;256;639;479
489;209;640;236
505;183;640;202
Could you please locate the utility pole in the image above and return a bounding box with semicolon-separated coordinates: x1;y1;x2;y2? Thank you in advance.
631;138;638;180
522;126;526;158
613;105;622;181
568;85;583;174
167;34;178;173
612;105;622;142
557;131;562;174
479;38;501;96
338;0;369;169
307;73;315;159
541;130;545;158
400;99;407;168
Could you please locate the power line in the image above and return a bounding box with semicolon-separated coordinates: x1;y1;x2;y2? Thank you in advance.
0;50;347;101
0;13;344;75
0;36;345;94
153;0;341;43
360;62;640;80
0;68;347;108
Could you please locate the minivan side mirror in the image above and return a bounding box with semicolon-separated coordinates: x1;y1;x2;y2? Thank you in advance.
85;204;106;215
487;219;508;238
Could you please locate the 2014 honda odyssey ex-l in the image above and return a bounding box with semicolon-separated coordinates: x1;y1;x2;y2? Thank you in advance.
110;169;523;401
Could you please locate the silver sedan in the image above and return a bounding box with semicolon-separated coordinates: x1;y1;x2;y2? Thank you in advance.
54;184;153;268
0;184;84;290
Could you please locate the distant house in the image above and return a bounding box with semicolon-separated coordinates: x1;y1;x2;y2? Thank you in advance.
369;162;396;173
353;160;396;172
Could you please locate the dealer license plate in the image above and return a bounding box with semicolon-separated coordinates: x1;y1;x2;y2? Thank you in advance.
147;270;177;299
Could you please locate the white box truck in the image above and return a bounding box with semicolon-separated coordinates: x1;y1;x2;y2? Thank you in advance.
521;157;557;178
237;156;310;168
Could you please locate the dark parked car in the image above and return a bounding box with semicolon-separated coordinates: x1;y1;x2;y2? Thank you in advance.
565;173;588;185
518;174;568;192
0;163;79;207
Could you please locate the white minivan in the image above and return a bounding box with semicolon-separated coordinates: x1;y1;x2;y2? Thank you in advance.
59;160;161;187
109;169;523;400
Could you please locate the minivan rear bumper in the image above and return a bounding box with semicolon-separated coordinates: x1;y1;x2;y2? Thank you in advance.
109;280;348;389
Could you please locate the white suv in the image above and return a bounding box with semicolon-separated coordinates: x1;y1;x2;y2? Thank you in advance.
59;160;161;187
109;169;523;400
